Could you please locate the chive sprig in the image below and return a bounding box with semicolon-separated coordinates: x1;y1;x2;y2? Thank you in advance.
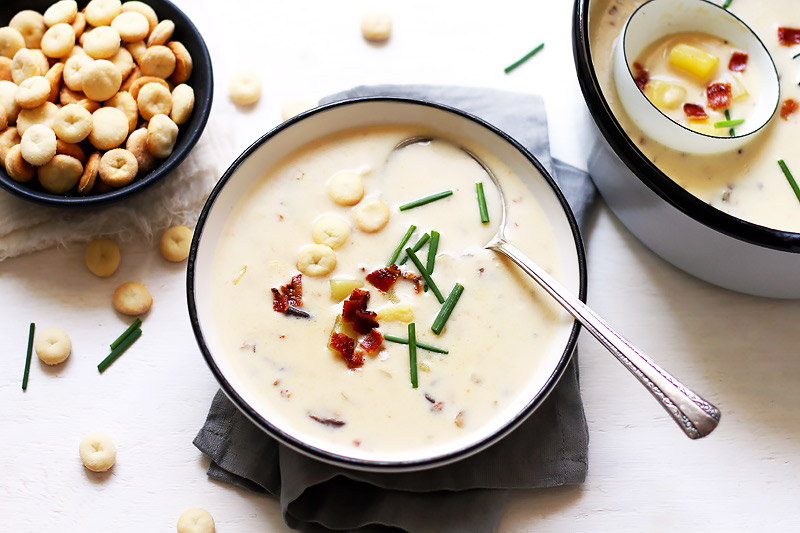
778;159;800;204
98;328;142;373
424;230;440;292
408;323;418;389
399;190;453;211
432;283;465;335
476;182;490;223
22;322;35;391
404;247;444;303
398;233;430;265
388;224;416;266
722;0;733;8
504;42;545;74
110;318;142;350
384;334;449;354
713;119;744;129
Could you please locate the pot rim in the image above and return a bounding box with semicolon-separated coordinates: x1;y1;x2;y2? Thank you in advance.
572;0;800;253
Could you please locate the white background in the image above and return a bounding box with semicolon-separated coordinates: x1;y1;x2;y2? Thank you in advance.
2;0;800;531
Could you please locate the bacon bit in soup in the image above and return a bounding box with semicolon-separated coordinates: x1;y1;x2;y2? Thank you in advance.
366;264;401;292
401;271;423;293
432;402;444;411
309;414;346;428
728;52;748;72
359;329;384;354
781;99;798;120
632;62;649;91
273;380;280;386
683;103;708;120
778;27;800;46
454;411;465;428
330;332;362;368
342;289;380;334
272;274;304;313
706;83;732;111
353;440;361;447
424;393;436;404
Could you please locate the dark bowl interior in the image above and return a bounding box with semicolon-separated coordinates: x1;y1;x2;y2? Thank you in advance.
0;0;213;207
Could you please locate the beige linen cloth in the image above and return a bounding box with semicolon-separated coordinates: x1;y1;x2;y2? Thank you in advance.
0;113;233;262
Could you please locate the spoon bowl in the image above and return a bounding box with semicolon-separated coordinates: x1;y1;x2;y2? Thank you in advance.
614;0;779;154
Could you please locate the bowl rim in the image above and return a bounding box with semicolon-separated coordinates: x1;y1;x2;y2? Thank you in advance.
186;96;588;472
0;0;214;207
572;0;800;253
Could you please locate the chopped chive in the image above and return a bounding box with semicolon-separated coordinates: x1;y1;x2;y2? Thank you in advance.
399;190;454;211
405;247;445;303
383;334;449;354
504;42;545;74
98;328;142;373
22;323;35;391
793;51;800;60
408;323;418;389
398;233;430;265
778;160;800;204
431;283;464;335
110;318;142;350
724;110;735;137
424;230;440;292
713;119;744;129
387;224;416;265
476;182;490;223
722;0;732;8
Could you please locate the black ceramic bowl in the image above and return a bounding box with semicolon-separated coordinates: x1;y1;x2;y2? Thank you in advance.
187;97;587;471
0;0;213;206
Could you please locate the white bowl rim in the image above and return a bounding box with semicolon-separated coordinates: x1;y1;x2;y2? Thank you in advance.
186;96;587;472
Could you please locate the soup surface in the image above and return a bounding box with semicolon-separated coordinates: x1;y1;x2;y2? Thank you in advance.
591;0;800;232
635;32;760;135
210;125;573;460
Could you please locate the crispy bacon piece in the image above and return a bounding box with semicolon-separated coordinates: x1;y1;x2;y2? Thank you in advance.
309;414;346;427
360;330;384;354
706;83;731;111
342;289;379;334
271;288;288;313
401;271;423;293
779;27;800;46
366;264;401;292
728;52;748;72
781;99;798;120
329;332;362;368
271;274;303;313
683;103;708;119
632;62;649;91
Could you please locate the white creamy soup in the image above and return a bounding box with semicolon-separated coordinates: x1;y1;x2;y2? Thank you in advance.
210;125;573;460
590;0;800;232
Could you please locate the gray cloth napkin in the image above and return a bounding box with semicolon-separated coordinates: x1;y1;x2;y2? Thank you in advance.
194;85;596;533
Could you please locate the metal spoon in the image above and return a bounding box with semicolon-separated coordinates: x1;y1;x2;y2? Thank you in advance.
395;136;721;439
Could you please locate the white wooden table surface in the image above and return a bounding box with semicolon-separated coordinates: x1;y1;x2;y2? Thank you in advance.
3;0;800;531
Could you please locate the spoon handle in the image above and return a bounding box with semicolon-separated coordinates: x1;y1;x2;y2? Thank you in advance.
487;238;720;439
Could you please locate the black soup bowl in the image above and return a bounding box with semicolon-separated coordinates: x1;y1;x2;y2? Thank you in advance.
0;0;213;206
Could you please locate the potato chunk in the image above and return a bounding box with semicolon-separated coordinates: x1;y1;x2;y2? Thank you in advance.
377;304;414;323
668;44;719;81
644;80;686;111
330;278;363;301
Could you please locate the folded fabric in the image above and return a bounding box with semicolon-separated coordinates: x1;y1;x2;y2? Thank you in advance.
195;85;596;533
0;113;232;262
